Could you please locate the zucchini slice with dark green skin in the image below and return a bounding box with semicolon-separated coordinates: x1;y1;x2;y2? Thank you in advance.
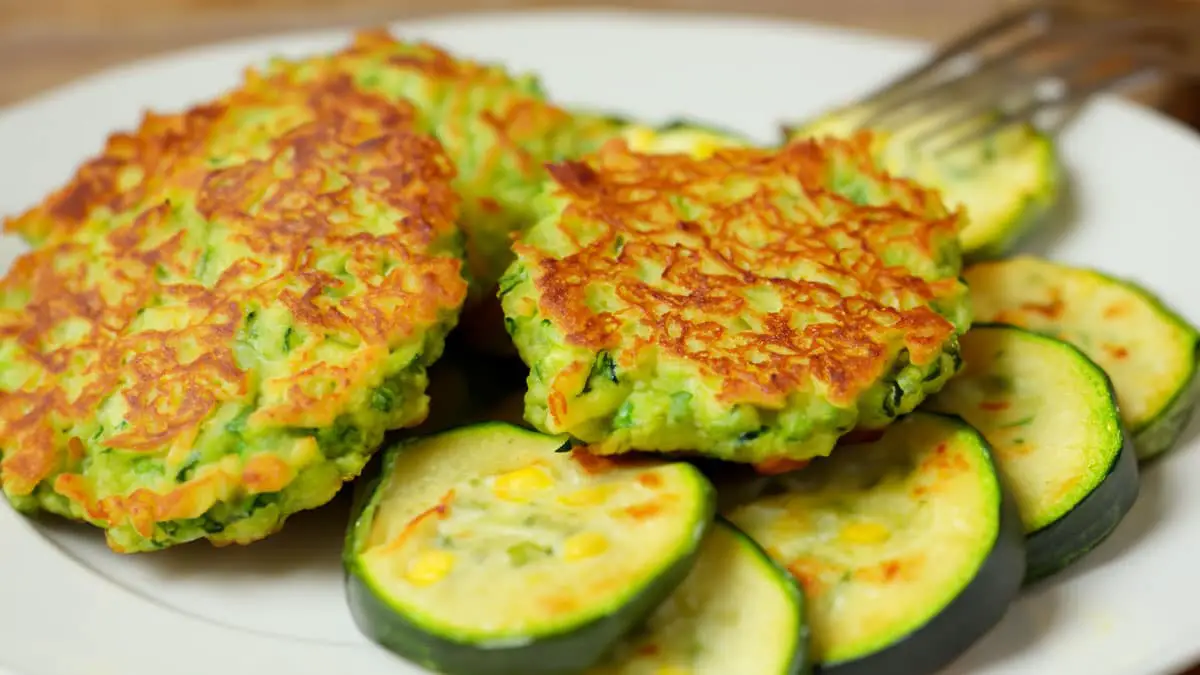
343;422;716;675
587;518;810;675
923;324;1139;582
965;255;1200;461
726;412;1025;675
783;107;1060;260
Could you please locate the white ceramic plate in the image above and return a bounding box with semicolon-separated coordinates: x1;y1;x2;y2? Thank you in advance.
2;10;1200;675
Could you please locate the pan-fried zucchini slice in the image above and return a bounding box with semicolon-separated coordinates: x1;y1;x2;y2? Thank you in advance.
965;255;1200;461
784;107;1060;259
924;324;1138;582
344;422;716;675
588;519;810;675
727;412;1024;675
618;118;751;157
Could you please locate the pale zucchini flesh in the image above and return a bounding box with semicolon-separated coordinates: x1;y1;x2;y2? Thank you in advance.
785;108;1060;259
344;422;715;675
587;519;809;675
726;412;1024;675
618;119;751;158
924;324;1138;581
965;255;1200;461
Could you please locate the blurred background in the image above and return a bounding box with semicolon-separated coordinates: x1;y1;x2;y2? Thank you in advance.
1;0;1199;128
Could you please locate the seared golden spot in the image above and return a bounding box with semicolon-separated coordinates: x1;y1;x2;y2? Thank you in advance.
504;134;969;463
0;38;467;552
522;137;962;408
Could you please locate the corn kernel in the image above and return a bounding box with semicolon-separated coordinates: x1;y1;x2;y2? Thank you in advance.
625;128;656;151
562;531;609;562
492;465;554;502
557;485;614;507
404;549;456;586
656;668;692;675
840;521;890;545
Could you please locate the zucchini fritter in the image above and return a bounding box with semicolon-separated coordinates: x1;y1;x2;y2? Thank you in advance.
501;135;971;465
7;29;620;299
283;30;620;295
0;58;468;552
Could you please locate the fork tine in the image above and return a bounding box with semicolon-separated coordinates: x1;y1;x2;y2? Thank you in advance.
856;4;1054;109
863;13;1182;133
906;35;1151;150
925;51;1167;157
859;31;1044;132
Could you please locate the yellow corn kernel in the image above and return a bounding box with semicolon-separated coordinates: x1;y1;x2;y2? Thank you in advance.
655;668;692;675
404;549;456;586
624;127;657;151
492;465;554;502
840;521;891;545
557;485;615;507
562;531;609;562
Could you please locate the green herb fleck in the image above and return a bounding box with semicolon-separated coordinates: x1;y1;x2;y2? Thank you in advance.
175;451;201;482
225;407;252;435
738;426;768;443
999;416;1035;428
371;386;396;413
507;542;548;567
283;326;302;353
581;351;619;394
611;402;635;429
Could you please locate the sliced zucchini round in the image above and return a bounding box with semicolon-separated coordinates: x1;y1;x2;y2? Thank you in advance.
726;412;1025;675
784;107;1060;259
965;255;1200;462
618;118;751;158
923;324;1139;582
587;519;809;675
344;422;716;675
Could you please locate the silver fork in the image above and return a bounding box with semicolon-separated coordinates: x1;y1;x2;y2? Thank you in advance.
839;1;1199;156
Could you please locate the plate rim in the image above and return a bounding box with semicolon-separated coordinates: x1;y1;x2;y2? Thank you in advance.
2;9;1200;675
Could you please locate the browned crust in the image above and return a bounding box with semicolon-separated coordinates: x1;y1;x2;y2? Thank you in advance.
518;135;963;409
0;45;467;529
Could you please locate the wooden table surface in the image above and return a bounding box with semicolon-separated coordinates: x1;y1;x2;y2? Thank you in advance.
1;1;1199;673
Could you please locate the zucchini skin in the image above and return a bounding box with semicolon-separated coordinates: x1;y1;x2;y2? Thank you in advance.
1005;322;1140;582
752;517;814;675
1024;427;1139;584
717;518;812;675
820;413;1026;675
1095;272;1200;462
343;441;717;675
1133;340;1200;463
960;134;1061;262
928;322;1140;584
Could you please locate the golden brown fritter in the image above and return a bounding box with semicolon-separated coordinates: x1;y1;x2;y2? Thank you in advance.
501;135;971;464
0;54;467;552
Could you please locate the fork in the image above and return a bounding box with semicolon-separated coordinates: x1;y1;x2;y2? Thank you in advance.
838;1;1200;156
